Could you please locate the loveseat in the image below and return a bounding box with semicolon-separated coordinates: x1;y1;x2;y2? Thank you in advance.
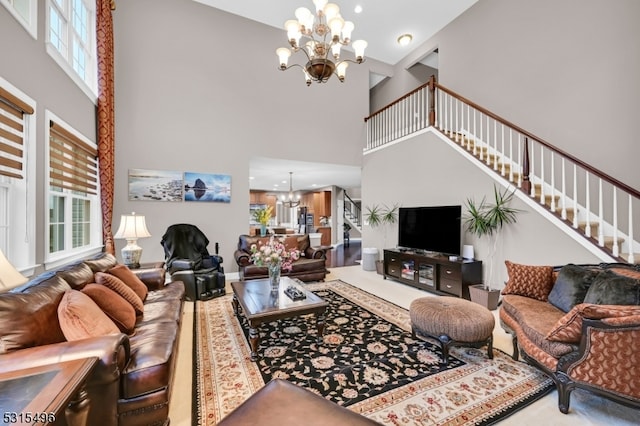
234;234;327;282
499;261;640;414
0;252;184;426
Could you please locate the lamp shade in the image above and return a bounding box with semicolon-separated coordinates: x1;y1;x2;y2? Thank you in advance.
113;213;151;268
114;213;151;240
0;249;28;291
462;244;475;260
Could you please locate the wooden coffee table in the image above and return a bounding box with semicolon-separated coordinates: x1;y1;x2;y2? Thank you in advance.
231;277;329;361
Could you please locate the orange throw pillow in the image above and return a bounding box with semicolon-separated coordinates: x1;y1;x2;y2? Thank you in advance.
82;283;136;334
501;261;554;301
58;290;120;341
108;264;148;302
95;272;144;315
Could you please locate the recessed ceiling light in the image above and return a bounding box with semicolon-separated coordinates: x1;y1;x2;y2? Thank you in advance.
354;5;363;14
397;34;413;46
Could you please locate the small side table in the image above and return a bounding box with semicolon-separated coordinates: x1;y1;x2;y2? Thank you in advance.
0;357;98;426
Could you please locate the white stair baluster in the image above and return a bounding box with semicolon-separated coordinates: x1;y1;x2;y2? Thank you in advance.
550;152;556;211
539;144;545;204
628;195;635;264
561;158;567;220
612;188;619;257
585;171;591;237
573;164;578;228
598;179;604;246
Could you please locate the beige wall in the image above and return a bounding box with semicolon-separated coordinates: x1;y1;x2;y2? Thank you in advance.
0;2;97;266
112;0;374;267
2;0;635;273
362;131;603;287
375;0;640;190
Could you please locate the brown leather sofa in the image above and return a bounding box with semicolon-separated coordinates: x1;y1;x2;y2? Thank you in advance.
499;262;640;414
234;234;327;282
0;252;184;426
218;379;381;425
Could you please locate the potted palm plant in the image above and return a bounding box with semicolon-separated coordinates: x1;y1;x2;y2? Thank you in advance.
364;204;398;274
252;206;273;236
464;185;520;310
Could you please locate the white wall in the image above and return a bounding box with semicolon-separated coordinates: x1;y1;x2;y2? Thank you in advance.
362;131;603;288
0;2;97;267
113;0;376;267
374;0;640;190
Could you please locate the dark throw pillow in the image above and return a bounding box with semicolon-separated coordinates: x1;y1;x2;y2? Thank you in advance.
547;264;599;312
583;270;640;305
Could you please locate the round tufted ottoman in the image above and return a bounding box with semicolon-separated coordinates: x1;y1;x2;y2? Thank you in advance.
409;296;495;364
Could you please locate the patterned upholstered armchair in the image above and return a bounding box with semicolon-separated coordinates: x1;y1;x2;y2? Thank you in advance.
499;261;640;413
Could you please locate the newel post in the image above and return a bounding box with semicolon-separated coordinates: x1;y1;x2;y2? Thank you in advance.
521;137;532;194
428;75;436;127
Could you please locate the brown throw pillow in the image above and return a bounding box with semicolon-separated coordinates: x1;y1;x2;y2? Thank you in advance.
546;303;640;343
95;272;144;315
58;290;120;341
81;283;136;334
501;261;554;301
108;264;148;302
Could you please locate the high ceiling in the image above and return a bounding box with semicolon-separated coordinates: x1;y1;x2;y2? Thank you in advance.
193;0;478;193
194;0;477;65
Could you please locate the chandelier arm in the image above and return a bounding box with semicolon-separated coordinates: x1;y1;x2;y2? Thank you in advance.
278;63;306;72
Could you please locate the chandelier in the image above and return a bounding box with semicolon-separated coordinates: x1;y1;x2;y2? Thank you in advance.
281;172;301;208
276;0;367;86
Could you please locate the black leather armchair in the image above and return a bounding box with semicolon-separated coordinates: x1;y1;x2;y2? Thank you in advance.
161;224;226;301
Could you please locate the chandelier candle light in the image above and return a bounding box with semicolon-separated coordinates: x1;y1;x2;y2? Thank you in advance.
276;0;367;85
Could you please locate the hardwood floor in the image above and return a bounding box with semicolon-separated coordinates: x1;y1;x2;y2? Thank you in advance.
324;239;361;268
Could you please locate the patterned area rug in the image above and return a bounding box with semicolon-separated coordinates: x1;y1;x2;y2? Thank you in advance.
194;280;552;425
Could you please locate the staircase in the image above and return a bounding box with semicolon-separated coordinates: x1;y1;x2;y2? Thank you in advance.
344;192;362;233
364;76;639;264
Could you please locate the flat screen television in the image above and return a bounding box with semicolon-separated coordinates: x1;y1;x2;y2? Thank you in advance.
397;205;462;256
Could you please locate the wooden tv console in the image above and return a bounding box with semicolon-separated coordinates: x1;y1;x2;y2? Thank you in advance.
383;249;482;299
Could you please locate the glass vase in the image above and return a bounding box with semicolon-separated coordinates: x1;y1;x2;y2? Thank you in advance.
268;262;281;291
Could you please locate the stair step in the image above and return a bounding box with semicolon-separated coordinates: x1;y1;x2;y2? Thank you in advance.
603;236;625;251
620;253;639;262
578;221;599;236
556;207;576;223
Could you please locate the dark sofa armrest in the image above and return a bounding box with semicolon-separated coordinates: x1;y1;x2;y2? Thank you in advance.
0;334;130;385
305;246;326;259
234;250;252;266
133;267;166;291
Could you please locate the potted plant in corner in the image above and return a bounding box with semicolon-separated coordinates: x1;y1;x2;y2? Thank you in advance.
464;184;520;310
252;206;273;237
363;204;398;274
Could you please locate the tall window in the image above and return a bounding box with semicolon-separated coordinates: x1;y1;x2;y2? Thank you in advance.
0;0;38;39
47;113;101;265
46;0;97;100
0;77;36;271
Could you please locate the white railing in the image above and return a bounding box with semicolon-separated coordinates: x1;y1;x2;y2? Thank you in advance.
364;77;639;263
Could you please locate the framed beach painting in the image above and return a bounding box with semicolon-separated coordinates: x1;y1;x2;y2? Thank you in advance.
128;169;183;202
183;172;231;203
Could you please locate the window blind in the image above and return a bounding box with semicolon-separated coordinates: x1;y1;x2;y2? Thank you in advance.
0;87;34;180
49;121;98;195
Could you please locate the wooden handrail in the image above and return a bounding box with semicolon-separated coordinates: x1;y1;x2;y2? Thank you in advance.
364;81;431;122
434;82;640;199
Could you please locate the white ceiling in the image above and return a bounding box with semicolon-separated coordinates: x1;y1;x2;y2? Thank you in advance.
194;0;477;192
249;157;361;193
194;0;477;65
